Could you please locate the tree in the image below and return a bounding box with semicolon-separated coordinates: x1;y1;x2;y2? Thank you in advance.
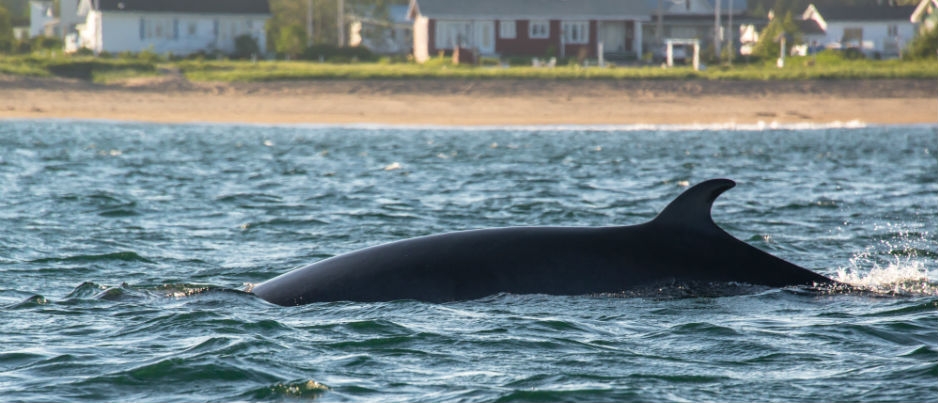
904;26;938;59
751;11;801;61
275;24;306;58
266;0;406;50
0;4;13;52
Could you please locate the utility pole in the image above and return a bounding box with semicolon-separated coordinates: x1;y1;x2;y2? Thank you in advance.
714;0;722;56
727;0;734;63
307;0;314;46
337;0;345;47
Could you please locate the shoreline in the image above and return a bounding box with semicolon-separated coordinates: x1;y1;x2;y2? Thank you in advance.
2;75;936;126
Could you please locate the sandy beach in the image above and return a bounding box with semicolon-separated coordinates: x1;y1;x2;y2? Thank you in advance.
2;74;936;126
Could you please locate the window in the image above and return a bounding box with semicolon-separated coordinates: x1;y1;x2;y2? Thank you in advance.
529;20;549;39
500;20;516;39
435;20;472;48
842;27;863;46
141;18;174;39
562;21;588;44
887;25;898;37
188;22;197;36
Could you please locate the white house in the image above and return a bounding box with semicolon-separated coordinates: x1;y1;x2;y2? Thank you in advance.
911;0;938;32
349;4;413;55
75;0;270;56
60;0;84;39
800;3;918;58
29;0;58;37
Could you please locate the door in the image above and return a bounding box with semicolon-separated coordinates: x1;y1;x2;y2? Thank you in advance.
602;22;627;53
475;21;495;54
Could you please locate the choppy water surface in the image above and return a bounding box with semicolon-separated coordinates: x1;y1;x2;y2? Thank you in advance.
1;121;936;402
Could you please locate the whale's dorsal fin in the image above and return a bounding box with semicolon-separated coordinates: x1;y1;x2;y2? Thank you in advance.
652;179;736;231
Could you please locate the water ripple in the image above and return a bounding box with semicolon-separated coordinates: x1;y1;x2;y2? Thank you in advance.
0;122;935;402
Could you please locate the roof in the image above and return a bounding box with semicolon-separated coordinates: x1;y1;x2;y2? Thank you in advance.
389;5;410;24
643;0;748;16
795;18;824;35
410;0;653;20
812;4;917;21
89;0;270;14
911;0;938;22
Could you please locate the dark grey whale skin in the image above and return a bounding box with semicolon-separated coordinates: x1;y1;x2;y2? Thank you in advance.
252;179;834;305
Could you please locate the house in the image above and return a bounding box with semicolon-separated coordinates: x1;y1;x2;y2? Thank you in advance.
407;0;653;63
793;17;827;54
349;4;413;55
642;0;749;57
75;0;270;56
911;0;938;33
799;3;918;58
29;0;58;37
60;0;83;40
29;0;87;40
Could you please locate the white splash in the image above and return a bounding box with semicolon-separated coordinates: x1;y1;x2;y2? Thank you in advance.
836;260;931;292
835;257;936;296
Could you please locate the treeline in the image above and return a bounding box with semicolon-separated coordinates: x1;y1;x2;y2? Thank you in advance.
266;0;407;58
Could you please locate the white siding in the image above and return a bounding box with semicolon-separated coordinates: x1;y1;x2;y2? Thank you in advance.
825;21;915;56
29;1;56;37
79;11;268;55
413;16;430;62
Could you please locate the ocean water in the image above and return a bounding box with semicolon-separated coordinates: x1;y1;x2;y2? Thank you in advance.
1;120;936;402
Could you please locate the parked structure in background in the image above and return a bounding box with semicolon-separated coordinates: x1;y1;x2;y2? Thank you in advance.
407;0;652;63
796;2;918;58
73;0;270;56
349;4;412;54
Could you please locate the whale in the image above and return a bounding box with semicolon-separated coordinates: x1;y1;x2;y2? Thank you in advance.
251;179;836;305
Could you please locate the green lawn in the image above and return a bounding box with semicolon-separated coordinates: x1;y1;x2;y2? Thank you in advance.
0;54;159;83
2;53;936;82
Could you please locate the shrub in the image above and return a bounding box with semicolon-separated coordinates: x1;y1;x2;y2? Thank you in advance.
904;26;938;59
33;36;63;51
12;39;31;54
275;25;306;59
233;34;261;59
136;48;161;63
44;59;156;80
303;44;376;63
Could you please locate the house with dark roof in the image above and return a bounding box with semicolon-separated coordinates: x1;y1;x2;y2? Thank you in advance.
800;2;918;57
407;0;653;63
75;0;270;55
641;0;750;58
